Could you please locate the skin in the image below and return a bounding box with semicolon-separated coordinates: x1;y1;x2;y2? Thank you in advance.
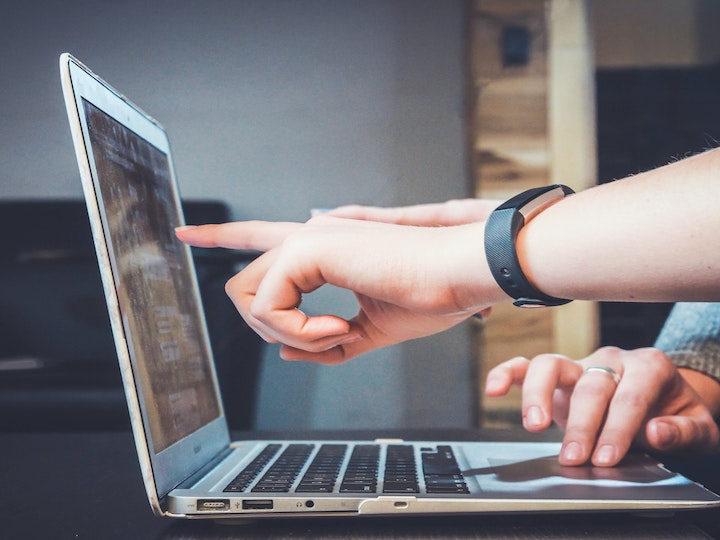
176;199;503;365
175;148;720;464
177;149;720;364
516;149;720;303
177;217;505;364
325;198;501;226
485;347;720;467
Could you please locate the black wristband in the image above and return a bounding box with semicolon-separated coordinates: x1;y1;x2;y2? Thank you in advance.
484;184;574;308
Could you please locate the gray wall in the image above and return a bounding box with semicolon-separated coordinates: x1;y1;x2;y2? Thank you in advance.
1;0;475;429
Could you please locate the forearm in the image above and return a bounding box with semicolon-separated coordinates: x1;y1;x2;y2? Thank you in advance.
516;148;720;302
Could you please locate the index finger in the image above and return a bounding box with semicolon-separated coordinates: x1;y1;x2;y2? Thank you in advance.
175;221;302;251
327;199;501;226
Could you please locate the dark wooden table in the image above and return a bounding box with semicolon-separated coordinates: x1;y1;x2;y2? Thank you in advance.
2;429;720;539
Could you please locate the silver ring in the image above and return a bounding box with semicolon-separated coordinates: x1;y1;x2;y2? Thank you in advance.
583;366;621;385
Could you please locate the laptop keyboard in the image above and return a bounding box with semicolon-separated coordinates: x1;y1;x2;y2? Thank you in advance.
383;444;418;493
251;444;314;493
300;443;352;493
223;443;283;492
339;444;382;493
422;445;469;494
223;443;468;495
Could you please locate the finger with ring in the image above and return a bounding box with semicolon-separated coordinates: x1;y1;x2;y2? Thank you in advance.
582;366;621;385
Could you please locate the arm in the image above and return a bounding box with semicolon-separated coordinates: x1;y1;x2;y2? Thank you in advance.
517;149;720;302
176;148;720;362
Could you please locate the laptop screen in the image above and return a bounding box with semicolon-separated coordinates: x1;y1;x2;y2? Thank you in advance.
83;99;221;452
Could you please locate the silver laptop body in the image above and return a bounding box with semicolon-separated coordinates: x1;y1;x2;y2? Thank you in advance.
59;52;720;519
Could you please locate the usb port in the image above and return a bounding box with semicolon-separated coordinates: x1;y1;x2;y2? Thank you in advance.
197;499;230;511
242;499;274;510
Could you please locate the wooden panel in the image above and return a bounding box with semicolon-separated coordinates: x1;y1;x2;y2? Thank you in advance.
470;0;549;199
474;303;554;427
547;0;599;359
468;0;598;427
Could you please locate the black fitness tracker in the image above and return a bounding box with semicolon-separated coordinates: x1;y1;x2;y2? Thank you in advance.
484;184;575;308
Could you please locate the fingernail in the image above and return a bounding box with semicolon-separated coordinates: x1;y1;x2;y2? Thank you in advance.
524;406;543;428
174;225;195;232
653;421;679;447
562;441;583;462
595;444;616;465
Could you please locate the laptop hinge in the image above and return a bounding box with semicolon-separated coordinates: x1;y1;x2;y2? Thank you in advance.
175;447;234;490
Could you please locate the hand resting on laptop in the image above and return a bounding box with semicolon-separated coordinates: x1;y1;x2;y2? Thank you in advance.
485;301;720;467
485;344;720;468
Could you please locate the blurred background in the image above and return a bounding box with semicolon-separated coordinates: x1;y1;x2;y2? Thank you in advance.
1;0;719;432
0;0;473;431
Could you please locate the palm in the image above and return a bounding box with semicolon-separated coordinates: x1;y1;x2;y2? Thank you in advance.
352;292;468;347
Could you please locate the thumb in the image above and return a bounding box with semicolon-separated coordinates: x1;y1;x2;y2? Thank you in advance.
646;415;718;453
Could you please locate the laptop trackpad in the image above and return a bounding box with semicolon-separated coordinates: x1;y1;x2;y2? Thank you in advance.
486;454;672;482
465;452;688;499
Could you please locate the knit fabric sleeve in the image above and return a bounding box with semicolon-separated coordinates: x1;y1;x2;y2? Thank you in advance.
654;303;720;384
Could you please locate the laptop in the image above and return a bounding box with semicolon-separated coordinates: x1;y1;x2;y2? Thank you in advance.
59;52;720;519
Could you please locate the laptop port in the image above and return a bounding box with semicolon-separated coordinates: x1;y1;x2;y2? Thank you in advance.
242;499;274;510
197;499;230;511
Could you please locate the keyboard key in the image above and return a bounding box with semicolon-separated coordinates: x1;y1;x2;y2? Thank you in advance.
251;444;314;493
223;444;282;493
383;445;418;494
340;445;379;493
383;481;420;493
296;444;347;493
339;482;377;493
422;446;468;494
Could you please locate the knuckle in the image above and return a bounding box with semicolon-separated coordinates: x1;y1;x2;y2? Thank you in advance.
625;348;675;384
530;353;569;368
633;347;671;365
248;300;271;322
589;345;623;361
596;345;622;355
582;346;622;366
508;355;530;367
224;273;239;294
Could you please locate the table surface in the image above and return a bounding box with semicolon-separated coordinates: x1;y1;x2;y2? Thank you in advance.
3;429;720;539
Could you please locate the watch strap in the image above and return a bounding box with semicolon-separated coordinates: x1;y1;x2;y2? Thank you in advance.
484;184;574;308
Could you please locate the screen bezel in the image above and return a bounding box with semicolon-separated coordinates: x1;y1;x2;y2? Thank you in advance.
60;54;230;507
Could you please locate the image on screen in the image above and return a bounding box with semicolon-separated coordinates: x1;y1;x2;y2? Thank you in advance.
84;100;220;452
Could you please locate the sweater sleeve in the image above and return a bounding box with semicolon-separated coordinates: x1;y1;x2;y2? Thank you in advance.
654;303;720;383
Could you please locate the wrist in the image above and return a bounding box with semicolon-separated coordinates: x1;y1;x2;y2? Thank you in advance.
453;222;511;311
484;185;574;307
